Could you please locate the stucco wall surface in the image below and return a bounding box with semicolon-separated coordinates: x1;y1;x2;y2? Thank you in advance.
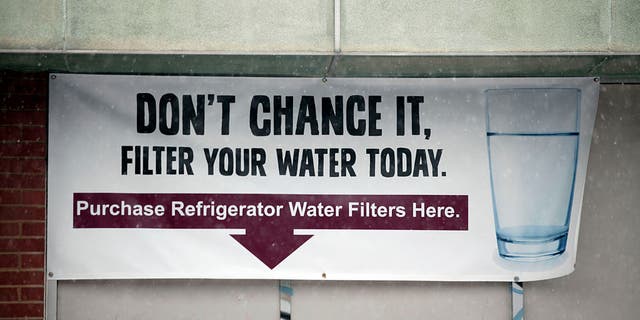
1;0;639;53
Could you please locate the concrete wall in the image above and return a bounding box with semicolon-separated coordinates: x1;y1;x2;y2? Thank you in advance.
1;0;639;53
56;84;640;319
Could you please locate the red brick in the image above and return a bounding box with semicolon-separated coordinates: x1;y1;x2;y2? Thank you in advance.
0;111;47;126
21;127;46;142
0;223;19;237
0;78;47;95
0;159;20;173
21;191;45;205
0;254;18;268
19;159;46;174
25;143;47;157
0;174;45;189
0;190;21;204
0;95;47;110
21;223;44;237
0;144;20;157
0;288;18;302
0;143;46;157
19;287;44;302
0;145;17;157
0;239;44;252
25;175;45;189
0;207;45;220
0;159;46;174
0;271;44;285
26;143;46;157
20;254;44;269
0;126;22;142
23;175;45;189
0;302;43;317
0;174;16;188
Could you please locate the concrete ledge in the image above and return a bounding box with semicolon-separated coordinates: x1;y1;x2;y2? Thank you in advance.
0;53;638;83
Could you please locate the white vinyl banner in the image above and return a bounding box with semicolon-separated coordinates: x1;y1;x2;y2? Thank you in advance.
47;74;598;281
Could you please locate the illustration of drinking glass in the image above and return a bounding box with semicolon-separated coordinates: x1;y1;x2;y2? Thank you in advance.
486;88;580;261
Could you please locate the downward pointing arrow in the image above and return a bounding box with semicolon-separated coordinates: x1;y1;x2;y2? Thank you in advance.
231;228;313;269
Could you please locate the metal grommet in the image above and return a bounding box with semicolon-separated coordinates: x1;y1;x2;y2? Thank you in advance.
51;75;56;80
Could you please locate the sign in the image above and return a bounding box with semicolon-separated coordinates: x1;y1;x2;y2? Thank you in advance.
47;75;598;281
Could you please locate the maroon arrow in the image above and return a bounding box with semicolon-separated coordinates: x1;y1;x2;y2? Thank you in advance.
73;193;468;269
231;228;312;269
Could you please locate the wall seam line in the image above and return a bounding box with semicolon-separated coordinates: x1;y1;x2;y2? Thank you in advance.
62;0;71;71
334;0;341;53
61;0;67;52
608;0;613;50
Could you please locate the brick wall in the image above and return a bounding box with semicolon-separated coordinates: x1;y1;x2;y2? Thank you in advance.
0;72;47;319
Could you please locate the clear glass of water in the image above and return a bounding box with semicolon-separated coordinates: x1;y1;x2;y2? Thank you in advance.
486;88;580;261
